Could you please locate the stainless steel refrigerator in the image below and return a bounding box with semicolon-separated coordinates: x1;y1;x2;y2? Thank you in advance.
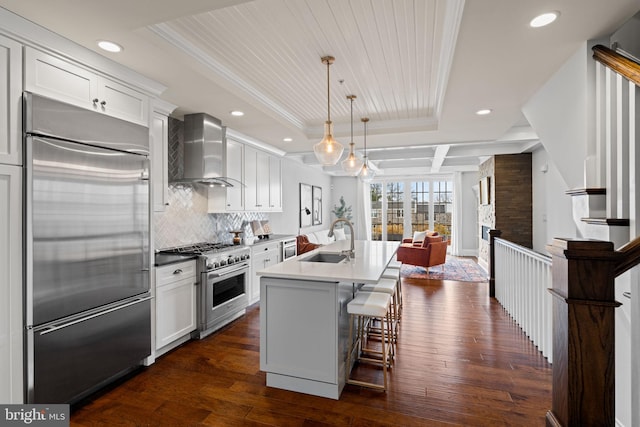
23;92;152;404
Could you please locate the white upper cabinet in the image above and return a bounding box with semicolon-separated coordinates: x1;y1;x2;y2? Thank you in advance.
24;47;149;126
0;35;21;166
208;137;244;212
150;99;176;213
246;146;270;210
210;138;282;213
255;149;270;209
151;112;169;212
225;138;244;210
268;155;282;212
244;145;259;210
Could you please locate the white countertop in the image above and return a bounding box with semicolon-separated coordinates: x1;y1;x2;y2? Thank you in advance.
257;240;400;283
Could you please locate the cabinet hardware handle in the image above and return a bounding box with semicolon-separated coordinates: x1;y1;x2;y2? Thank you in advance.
173;269;183;275
92;98;99;105
165;202;170;206
100;100;107;106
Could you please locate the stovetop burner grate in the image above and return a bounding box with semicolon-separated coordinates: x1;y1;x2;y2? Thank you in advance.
161;242;235;255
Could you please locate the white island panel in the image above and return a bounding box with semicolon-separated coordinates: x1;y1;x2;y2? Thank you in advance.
261;278;337;383
258;240;399;399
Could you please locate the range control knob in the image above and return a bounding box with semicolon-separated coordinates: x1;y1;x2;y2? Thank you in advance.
213;261;220;269
219;259;227;266
227;257;235;265
234;256;241;262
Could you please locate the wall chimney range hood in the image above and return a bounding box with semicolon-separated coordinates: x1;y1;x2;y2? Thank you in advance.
172;112;234;187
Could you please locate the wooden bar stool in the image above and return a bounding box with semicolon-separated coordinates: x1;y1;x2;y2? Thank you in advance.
346;291;393;391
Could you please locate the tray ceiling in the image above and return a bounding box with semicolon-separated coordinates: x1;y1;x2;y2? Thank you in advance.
0;0;638;175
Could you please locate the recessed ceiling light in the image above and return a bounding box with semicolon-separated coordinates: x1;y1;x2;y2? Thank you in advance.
283;137;293;142
97;40;123;53
530;11;559;28
476;109;492;116
230;110;244;117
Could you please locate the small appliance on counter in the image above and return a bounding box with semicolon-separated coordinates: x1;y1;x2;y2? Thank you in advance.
251;220;273;239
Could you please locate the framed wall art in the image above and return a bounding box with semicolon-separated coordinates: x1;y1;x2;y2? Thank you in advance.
480;176;490;205
300;183;312;227
312;186;322;225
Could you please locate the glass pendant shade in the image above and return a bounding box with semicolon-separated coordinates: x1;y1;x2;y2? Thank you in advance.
341;143;364;175
360;159;375;182
341;94;362;175
314;121;344;166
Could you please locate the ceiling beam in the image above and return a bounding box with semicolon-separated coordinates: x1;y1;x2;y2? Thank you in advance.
431;144;450;173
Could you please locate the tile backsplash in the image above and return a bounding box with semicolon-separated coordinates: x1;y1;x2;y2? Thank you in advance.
153;184;267;249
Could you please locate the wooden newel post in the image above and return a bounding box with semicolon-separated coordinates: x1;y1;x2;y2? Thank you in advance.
545;238;621;427
488;229;502;297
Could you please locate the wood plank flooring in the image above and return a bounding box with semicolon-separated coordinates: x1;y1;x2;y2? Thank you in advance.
71;276;552;426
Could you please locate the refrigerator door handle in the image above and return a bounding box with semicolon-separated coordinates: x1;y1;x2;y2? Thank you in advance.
38;296;153;336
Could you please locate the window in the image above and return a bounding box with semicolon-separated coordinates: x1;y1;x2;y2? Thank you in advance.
369;178;453;244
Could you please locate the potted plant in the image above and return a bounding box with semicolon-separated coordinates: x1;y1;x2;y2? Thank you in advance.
331;196;353;228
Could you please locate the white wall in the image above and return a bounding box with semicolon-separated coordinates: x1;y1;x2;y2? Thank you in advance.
460;171;480;256
531;147;576;254
268;158;333;235
522;42;590;189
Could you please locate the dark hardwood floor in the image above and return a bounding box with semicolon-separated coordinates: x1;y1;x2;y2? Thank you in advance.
71;276;552;426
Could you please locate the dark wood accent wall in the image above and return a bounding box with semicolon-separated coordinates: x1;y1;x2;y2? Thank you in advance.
494;153;532;248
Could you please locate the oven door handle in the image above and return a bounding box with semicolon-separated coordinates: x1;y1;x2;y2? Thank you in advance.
207;263;249;278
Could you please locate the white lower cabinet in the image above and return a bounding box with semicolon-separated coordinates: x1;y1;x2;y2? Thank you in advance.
0;164;23;403
155;260;197;356
250;241;281;305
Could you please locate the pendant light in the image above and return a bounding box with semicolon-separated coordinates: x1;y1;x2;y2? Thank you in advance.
360;117;375;181
313;56;344;165
341;95;364;175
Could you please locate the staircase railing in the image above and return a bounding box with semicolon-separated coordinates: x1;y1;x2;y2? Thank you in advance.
541;44;640;427
493;237;553;361
593;44;640;86
544;236;640;427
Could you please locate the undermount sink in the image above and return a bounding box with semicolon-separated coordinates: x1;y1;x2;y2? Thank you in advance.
300;252;347;263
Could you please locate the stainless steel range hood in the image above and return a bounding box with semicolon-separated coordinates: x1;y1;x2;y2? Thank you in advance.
172;112;233;187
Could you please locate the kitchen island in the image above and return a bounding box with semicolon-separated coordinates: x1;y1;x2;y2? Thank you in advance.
257;239;399;399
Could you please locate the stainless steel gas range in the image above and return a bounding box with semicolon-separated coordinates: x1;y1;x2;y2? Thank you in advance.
159;243;251;339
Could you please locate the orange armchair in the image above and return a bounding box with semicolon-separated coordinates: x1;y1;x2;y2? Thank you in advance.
396;238;448;271
401;234;441;248
296;235;320;255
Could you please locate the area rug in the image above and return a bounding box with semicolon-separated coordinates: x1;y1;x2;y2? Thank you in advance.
401;257;488;282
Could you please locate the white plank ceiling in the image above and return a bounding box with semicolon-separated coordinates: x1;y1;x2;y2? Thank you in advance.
0;0;638;175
